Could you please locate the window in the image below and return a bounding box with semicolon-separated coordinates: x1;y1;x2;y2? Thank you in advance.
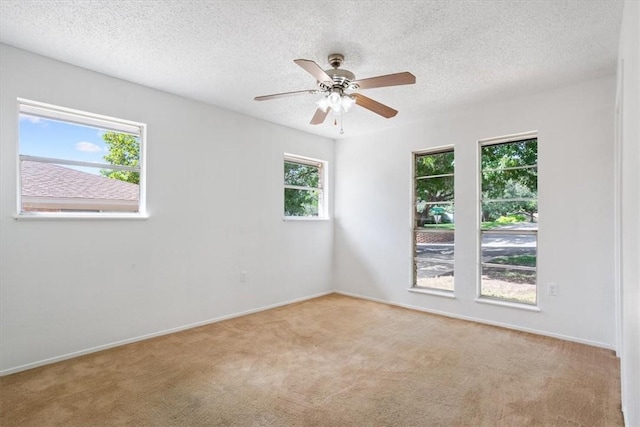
17;99;146;217
413;149;455;291
283;154;326;218
479;134;538;305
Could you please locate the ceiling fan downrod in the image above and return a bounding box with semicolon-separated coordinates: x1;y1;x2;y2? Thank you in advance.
328;53;344;69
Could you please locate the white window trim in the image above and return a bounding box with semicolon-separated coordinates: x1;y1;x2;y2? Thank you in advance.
474;297;541;312
477;131;539;307
282;216;330;222
411;146;456;293
478;130;538;146
283;153;328;220
408;287;456;299
14;212;149;221
15;98;147;220
20;154;139;172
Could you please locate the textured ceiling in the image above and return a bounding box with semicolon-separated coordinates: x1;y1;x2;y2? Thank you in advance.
0;1;624;140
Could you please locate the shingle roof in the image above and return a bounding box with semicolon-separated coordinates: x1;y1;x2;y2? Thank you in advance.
21;161;139;201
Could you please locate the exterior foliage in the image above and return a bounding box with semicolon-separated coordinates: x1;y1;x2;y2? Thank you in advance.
481;138;537;222
100;132;140;184
284;161;321;216
416;139;538;225
415;151;454;225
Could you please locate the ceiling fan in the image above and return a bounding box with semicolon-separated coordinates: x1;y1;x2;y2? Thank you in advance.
254;53;416;126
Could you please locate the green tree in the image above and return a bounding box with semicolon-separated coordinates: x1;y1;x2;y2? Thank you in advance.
415;151;454;225
482;180;537;222
284;162;320;216
100;132;140;184
481;139;537;222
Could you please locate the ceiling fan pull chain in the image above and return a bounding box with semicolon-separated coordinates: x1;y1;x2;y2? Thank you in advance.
340;113;344;135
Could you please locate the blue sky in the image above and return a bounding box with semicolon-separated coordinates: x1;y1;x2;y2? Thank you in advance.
19;114;108;165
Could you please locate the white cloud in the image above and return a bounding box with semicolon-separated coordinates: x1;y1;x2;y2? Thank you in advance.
19;115;43;124
75;141;103;152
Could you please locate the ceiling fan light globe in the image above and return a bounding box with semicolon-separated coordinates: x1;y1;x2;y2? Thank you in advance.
328;92;341;105
342;95;355;111
317;97;330;112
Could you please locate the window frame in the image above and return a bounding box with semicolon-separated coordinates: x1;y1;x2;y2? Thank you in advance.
15;98;147;220
477;131;538;307
411;146;456;295
283;153;328;220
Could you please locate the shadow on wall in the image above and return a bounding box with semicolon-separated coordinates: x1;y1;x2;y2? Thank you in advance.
332;220;395;299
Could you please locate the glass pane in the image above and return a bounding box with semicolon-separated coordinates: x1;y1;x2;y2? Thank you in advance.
20;160;140;213
481;138;537;170
482;167;537;198
284;162;319;187
481;233;537;267
480;138;537;305
415;151;454;177
481;201;537;230
481;231;536;305
414;231;454;291
20;114;139;168
416;176;454;204
284;188;319;216
480;265;536;304
415;203;454;229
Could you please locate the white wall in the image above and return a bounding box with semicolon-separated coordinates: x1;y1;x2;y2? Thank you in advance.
0;44;335;374
333;75;617;349
617;1;640;424
0;37;632;416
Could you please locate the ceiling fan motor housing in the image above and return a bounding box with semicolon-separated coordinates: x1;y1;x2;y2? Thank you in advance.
319;54;357;91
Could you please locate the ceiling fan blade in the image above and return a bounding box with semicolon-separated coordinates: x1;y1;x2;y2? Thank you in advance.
254;89;318;101
353;94;398;118
294;59;334;85
310;107;330;125
352;72;416;90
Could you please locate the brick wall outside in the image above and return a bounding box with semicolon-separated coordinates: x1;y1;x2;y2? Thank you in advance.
416;231;454;243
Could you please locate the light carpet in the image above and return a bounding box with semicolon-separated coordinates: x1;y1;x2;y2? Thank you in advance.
0;294;623;426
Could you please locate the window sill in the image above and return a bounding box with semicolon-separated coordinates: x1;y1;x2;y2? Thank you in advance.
14;212;150;221
283;216;330;222
408;287;456;299
475;297;540;312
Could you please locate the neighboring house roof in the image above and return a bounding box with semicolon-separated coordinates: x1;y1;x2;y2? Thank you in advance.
21;161;139;211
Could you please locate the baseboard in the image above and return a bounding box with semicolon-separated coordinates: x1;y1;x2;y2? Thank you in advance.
2;288;615;376
0;290;334;376
334;290;616;351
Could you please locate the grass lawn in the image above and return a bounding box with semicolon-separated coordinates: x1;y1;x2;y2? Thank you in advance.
489;254;536;267
421;224;455;230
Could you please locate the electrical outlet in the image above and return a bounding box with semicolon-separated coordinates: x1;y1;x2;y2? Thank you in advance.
548;283;559;296
240;271;247;283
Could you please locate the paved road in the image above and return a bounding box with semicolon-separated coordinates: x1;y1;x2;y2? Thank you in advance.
416;230;536;278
